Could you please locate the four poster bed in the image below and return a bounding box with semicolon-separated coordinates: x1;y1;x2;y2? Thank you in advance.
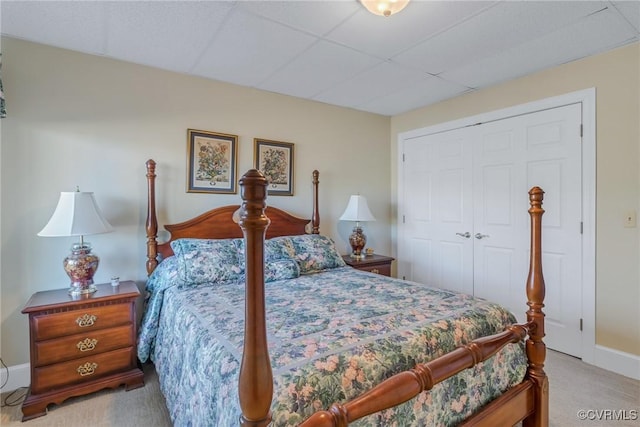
140;159;548;426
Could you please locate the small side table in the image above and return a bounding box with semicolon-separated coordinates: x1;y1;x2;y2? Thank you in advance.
21;281;145;421
342;254;395;277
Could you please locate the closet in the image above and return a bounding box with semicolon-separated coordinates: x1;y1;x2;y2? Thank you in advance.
398;103;583;356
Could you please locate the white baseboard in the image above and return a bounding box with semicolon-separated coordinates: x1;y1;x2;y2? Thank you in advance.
592;345;640;380
0;363;30;392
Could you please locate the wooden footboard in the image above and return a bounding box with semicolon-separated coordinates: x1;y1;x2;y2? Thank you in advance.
236;168;548;427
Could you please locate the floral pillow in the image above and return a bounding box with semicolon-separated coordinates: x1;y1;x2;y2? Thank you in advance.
264;259;300;283
235;237;296;266
170;238;243;285
235;237;300;282
288;234;346;274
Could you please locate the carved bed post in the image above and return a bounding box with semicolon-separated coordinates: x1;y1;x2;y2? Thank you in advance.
146;159;159;276
237;169;273;427
523;187;549;427
312;170;320;234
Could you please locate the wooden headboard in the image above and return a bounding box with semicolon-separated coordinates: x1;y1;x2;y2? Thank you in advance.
145;159;320;275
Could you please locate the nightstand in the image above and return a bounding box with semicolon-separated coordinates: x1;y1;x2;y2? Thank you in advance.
342;254;395;277
21;281;145;421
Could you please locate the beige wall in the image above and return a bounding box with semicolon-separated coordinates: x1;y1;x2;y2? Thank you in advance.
2;36;638;369
0;38;391;366
391;43;640;356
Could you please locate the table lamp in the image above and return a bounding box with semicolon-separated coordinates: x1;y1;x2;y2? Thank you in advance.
339;195;376;259
38;190;114;295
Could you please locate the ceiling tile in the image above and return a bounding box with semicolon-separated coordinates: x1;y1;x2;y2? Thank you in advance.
237;0;360;36
1;1;107;55
326;1;496;59
191;7;318;87
358;76;471;116
105;1;234;74
612;0;640;32
394;1;611;74
440;6;639;89
313;61;429;110
258;40;382;99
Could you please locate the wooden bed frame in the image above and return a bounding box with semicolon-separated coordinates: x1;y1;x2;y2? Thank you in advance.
145;159;548;427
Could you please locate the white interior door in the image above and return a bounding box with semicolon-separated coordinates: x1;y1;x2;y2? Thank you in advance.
472;104;583;356
399;103;583;357
400;127;474;295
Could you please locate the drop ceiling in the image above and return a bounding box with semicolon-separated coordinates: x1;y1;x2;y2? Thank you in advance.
2;0;638;116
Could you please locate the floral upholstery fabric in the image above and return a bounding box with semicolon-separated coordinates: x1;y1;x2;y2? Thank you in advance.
169;238;243;285
288;234;346;274
264;258;300;282
236;236;296;265
138;264;527;426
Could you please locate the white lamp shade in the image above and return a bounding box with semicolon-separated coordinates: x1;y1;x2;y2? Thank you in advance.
38;192;114;237
339;195;376;222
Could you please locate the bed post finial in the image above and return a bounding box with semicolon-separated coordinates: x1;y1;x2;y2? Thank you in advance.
237;169;273;427
146;159;159;276
524;186;549;427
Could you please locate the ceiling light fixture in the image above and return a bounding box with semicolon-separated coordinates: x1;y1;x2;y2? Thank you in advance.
360;0;410;17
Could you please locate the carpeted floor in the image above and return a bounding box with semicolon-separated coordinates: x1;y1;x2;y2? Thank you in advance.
1;350;638;426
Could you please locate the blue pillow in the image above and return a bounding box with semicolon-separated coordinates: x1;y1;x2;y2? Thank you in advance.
169;238;243;285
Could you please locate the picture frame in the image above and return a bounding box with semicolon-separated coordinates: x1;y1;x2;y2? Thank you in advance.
254;138;295;196
187;129;238;194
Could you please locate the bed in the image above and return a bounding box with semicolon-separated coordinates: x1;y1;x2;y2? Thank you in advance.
140;159;548;426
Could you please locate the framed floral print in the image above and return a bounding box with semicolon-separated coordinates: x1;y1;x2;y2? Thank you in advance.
254;138;294;196
187;129;238;194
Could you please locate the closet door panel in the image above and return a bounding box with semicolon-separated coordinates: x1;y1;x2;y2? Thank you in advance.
400;128;474;295
399;103;583;357
523;104;583;356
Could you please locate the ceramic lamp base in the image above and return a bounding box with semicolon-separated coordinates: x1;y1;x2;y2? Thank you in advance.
64;243;99;295
348;226;367;259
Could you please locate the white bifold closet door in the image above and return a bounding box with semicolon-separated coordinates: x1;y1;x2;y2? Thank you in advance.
399;103;583;357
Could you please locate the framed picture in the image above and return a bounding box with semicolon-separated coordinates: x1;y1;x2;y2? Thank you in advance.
254;138;294;196
187;129;238;194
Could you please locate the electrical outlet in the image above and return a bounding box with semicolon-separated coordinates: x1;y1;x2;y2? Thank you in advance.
624;210;637;228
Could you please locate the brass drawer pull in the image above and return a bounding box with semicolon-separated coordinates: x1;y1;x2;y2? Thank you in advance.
76;338;98;352
77;362;98;377
371;269;379;274
76;314;97;327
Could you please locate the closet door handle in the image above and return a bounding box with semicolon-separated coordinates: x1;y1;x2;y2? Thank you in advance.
455;232;471;239
475;233;490;240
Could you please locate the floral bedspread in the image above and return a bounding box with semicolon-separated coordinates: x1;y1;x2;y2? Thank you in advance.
138;262;527;426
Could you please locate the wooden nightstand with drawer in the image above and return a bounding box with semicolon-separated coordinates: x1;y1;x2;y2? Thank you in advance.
342;254;395;277
21;281;144;421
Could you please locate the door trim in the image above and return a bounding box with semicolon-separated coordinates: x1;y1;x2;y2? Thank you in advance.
397;88;596;365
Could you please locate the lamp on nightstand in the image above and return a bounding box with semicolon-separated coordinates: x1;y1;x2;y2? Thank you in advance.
38;189;114;296
339;195;376;259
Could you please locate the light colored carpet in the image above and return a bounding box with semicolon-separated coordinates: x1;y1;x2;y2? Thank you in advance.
1;363;171;427
1;350;638;426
